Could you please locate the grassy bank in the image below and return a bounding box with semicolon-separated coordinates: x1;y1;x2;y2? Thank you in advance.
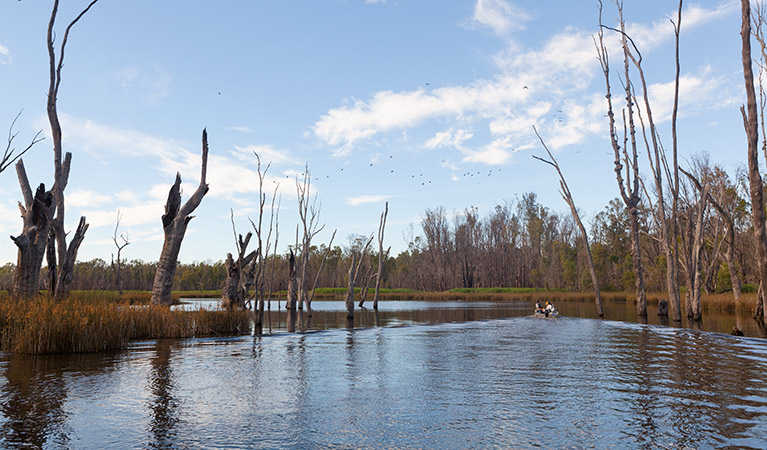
0;293;250;355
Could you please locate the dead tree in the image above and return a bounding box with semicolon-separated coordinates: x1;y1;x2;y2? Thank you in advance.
248;153;279;330
373;202;389;310
285;250;298;310
345;234;374;319
150;130;210;305
222;212;256;309
11;168;54;299
295;165;325;312
306;229;337;313
597;2;647;316
681;167;742;302
111;210;130;294
6;114;45;299
45;0;99;300
532;127;603;317
742;0;767;320
676;175;709;321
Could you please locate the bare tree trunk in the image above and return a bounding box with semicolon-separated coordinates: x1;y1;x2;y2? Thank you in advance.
597;1;646;316
533;127;603;317
150;130;209;305
286;250;298;311
10;161;54;299
45;0;99;300
373;202;389;310
741;0;767;321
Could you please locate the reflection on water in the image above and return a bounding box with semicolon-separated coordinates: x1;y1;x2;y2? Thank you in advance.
0;299;766;449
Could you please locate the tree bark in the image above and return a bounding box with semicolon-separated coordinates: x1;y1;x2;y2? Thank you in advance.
10;161;54;299
741;0;767;321
150;130;210;305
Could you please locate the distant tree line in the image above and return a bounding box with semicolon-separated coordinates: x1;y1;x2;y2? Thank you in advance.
0;168;756;297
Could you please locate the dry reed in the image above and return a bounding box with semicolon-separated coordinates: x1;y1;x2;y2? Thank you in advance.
0;293;250;355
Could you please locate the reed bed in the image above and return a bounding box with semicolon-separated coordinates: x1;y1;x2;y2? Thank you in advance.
0;293;250;355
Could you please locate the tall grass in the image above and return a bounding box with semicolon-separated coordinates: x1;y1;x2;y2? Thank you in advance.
0;293;250;355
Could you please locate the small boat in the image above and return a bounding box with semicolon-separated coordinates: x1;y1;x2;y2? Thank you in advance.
534;308;559;318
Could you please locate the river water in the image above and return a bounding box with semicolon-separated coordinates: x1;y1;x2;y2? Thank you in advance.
1;299;766;449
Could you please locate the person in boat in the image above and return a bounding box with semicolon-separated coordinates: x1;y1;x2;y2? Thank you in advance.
545;301;554;312
535;301;544;313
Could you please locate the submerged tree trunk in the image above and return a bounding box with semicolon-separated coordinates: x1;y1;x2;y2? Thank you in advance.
150;130;210;305
285;250;298;311
11;161;55;299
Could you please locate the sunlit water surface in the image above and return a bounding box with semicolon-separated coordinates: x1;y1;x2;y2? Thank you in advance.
1;300;766;449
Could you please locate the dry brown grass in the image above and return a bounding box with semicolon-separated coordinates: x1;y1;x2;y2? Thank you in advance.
0;292;250;355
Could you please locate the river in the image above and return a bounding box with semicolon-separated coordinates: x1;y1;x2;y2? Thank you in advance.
1;298;766;449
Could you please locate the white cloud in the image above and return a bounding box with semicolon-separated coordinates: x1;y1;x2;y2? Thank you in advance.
425;128;474;150
0;43;11;64
311;2;737;164
471;0;531;36
460;137;514;165
68;189;113;208
346;194;392;206
226;126;253;133
365;0;386;3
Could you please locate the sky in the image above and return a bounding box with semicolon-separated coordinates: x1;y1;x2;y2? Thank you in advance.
0;0;751;266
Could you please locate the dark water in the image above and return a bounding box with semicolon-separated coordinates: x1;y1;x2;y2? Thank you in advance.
1;299;767;449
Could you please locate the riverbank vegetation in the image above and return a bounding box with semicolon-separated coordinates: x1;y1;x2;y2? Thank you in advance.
0;292;249;354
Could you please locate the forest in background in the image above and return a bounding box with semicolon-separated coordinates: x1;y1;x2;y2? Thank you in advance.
0;162;752;298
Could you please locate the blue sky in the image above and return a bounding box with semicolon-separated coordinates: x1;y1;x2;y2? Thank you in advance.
0;0;748;265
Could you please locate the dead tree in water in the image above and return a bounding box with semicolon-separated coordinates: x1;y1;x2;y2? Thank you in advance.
111;211;130;294
150;130;210;305
295;165;325;313
345;234;374;319
741;0;767;320
222;212;256;309
596;1;647;316
45;0;100;300
373;202;389;310
285;250;298;310
532;127;603;317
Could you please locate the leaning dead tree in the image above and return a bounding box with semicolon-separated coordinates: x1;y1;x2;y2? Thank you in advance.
742;0;767;320
372;202;389;310
596;2;647;316
150;130;210;305
45;0;99;300
111;210;130;295
532;127;603;317
345;234;374;320
306;229;337;312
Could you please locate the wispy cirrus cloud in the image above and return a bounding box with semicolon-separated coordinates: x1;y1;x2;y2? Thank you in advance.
346;194;392;206
114;64;171;101
0;43;11;64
